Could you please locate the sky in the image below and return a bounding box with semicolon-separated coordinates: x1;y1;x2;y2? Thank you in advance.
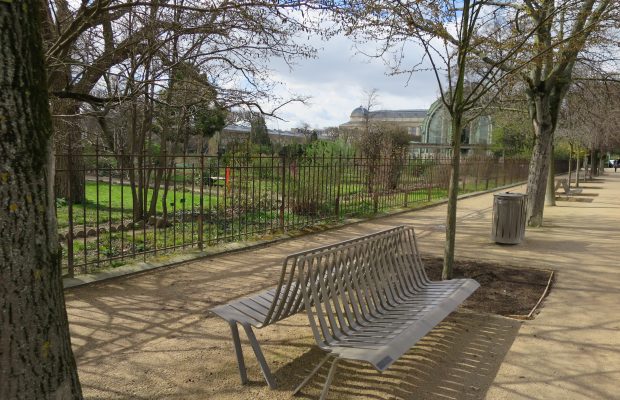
265;32;441;131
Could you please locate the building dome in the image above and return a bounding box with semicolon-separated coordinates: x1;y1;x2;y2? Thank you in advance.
350;106;368;118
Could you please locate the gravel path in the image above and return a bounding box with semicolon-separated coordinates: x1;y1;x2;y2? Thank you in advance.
65;170;620;399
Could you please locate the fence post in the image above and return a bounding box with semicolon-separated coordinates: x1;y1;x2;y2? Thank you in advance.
66;142;74;278
335;152;342;217
279;150;286;230
485;158;490;190
494;158;499;188
461;159;466;192
373;159;379;214
427;158;433;202
403;157;409;208
474;156;479;191
198;153;204;250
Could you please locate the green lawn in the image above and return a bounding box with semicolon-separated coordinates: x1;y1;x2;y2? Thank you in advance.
56;181;219;230
58;171;523;275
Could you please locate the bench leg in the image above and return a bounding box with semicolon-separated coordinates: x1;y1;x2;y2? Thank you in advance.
241;322;277;389
292;354;332;395
229;321;248;385
320;357;339;400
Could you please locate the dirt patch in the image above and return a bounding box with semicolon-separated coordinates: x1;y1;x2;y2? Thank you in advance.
422;256;553;318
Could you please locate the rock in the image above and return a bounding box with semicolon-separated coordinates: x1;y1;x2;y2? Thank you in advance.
148;216;157;225
98;227;107;234
74;230;85;239
134;220;144;229
156;218;171;228
109;225;117;233
117;224;125;231
87;229;97;236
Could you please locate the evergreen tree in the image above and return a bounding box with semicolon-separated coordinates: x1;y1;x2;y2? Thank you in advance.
250;114;271;147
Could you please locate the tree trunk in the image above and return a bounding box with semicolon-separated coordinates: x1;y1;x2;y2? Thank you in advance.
525;89;556;227
441;0;472;280
525;127;553;226
443;116;462;280
52;102;86;204
575;150;581;188
591;149;599;176
545;141;556;206
567;143;573;187
0;2;83;398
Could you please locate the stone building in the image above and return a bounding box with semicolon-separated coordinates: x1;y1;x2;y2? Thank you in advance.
337;101;495;156
340;106;428;142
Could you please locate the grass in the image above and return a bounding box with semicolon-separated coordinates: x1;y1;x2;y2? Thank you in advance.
56;181;219;230
59;173;525;275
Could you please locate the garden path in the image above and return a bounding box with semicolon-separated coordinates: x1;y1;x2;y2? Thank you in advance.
64;170;620;399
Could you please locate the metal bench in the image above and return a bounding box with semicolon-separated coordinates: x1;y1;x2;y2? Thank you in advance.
292;226;480;399
210;228;400;389
205;176;225;186
555;178;582;195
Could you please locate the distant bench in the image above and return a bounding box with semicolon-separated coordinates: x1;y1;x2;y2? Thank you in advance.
555;178;582;196
211;226;479;398
204;176;225;186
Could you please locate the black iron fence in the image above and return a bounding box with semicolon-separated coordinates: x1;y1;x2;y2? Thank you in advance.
55;149;544;276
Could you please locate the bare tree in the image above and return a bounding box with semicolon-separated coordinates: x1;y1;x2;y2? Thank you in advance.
330;0;618;228
41;0;319;221
327;0;532;278
1;1;82;398
558;77;620;182
495;0;616;225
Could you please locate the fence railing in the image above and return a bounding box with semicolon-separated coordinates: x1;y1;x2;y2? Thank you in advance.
55;149;539;276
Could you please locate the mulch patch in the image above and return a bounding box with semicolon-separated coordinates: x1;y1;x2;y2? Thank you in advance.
422;256;553;318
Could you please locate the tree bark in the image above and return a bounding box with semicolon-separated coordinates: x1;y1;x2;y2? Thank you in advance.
525;85;563;227
0;2;83;398
442;0;471;281
525;121;553;227
567;143;573;188
591;149;599;176
52;101;86;204
545;141;556;206
443;115;462;280
575;150;581;188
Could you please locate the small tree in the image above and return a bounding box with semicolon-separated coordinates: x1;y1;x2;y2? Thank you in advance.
331;0;515;278
250;114;272;147
195;106;228;141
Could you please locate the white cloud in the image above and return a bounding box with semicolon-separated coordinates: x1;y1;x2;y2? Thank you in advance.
265;32;441;130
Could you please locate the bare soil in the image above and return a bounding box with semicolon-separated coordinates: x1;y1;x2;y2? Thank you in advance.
423;256;553;317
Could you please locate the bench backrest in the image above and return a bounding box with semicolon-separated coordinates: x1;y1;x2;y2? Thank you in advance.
295;226;428;349
260;226;414;326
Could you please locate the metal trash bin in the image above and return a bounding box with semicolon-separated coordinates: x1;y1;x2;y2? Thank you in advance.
491;192;527;244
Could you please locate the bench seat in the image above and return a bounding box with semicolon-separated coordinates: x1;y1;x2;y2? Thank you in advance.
327;278;478;370
211;287;294;327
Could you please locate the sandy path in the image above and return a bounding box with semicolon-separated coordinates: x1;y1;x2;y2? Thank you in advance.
65;171;620;399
